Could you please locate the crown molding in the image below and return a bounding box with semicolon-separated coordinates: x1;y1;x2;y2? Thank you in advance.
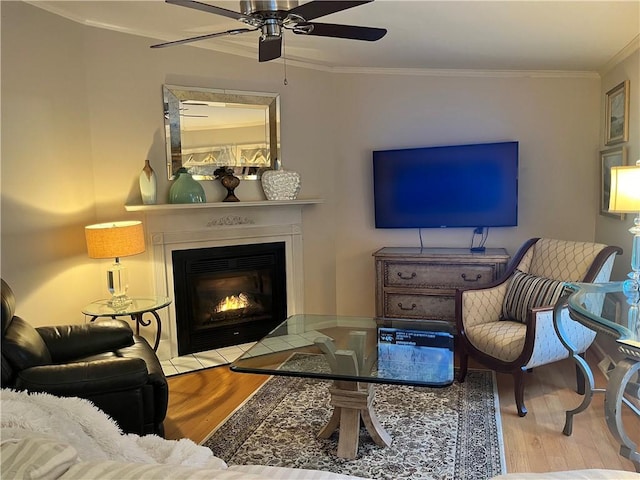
329;66;600;79
599;35;640;76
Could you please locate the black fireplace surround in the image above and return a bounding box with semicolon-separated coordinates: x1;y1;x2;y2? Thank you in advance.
172;242;287;355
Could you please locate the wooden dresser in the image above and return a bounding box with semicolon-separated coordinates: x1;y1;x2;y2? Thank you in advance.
374;247;510;329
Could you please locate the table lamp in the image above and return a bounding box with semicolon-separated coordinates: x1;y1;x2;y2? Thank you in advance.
85;220;146;309
608;160;640;300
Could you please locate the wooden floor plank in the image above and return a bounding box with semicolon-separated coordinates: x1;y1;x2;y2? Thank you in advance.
164;366;269;443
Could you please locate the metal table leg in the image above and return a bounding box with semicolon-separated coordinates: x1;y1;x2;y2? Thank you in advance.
131;309;162;352
605;357;640;472
553;294;602;435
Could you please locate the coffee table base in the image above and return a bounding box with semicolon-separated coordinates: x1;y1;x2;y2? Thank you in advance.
318;381;392;459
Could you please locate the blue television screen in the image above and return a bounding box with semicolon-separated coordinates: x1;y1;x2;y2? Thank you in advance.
373;141;518;228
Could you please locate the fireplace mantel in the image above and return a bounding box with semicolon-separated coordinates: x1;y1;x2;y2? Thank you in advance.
125;198;323;213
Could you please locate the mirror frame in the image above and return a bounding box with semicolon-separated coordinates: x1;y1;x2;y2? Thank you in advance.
163;85;281;180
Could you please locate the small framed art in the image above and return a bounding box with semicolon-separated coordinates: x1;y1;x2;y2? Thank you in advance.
604;80;630;146
600;146;627;219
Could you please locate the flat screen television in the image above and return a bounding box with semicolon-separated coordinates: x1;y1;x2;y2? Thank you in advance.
373;141;518;228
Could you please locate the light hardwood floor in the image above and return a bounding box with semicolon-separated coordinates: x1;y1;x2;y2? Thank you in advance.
164;351;639;474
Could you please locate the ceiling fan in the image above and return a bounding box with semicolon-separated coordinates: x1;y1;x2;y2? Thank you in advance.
150;0;387;62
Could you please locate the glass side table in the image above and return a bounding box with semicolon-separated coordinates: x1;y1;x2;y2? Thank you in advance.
82;296;171;352
554;281;639;471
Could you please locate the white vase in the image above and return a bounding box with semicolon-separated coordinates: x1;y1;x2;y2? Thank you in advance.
139;160;157;205
261;170;301;200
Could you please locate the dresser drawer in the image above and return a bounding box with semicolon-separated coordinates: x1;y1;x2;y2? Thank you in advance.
384;262;496;289
383;293;454;321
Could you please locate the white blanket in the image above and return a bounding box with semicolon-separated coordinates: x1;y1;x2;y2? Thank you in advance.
0;388;225;469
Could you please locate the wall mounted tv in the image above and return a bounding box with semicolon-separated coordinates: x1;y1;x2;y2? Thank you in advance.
373;141;518;229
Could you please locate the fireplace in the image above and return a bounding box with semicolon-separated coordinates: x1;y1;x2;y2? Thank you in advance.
133;200;315;360
172;242;287;355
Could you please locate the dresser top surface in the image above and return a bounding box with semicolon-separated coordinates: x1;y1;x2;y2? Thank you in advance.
373;247;509;259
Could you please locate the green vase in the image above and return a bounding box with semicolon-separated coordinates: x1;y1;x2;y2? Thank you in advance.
169;168;206;204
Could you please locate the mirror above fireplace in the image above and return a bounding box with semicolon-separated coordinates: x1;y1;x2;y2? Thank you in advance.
163;85;281;181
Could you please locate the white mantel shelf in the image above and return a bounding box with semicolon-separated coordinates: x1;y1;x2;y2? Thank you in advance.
125;198;323;213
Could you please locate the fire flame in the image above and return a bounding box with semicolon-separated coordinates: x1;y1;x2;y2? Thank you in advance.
214;293;249;313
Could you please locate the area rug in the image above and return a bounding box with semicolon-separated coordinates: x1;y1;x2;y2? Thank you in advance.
203;354;505;480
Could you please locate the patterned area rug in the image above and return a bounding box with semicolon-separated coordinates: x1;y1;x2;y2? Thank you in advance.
203;354;505;480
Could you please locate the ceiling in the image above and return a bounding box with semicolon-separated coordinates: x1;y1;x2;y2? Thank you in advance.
27;0;640;72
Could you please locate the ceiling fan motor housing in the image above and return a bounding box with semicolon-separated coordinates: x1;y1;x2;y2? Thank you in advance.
240;0;300;17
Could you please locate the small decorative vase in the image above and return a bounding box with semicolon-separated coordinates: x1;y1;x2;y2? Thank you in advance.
220;174;240;202
261;169;301;200
214;166;240;202
139;160;157;205
169;168;206;204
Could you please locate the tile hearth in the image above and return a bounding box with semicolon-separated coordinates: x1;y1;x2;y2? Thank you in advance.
160;342;256;377
160;328;328;377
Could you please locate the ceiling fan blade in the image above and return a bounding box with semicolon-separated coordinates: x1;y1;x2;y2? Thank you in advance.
259;36;282;62
150;28;257;48
294;23;386;41
165;0;245;21
289;1;373;21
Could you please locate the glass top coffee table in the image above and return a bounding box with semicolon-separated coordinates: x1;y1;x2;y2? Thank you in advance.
231;314;454;459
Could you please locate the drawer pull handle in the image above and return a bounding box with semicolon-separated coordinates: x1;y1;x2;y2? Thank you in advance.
397;272;417;280
398;302;417;311
461;273;482;282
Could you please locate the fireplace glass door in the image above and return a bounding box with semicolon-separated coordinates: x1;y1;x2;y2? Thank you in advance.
172;242;287;355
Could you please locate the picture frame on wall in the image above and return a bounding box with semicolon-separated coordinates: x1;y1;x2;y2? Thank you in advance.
600;146;627;219
604;80;630;146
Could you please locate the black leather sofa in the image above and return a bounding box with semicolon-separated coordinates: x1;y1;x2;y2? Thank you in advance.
1;278;169;436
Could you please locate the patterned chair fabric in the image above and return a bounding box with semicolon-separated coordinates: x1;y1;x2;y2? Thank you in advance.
527;238;612;280
456;237;622;417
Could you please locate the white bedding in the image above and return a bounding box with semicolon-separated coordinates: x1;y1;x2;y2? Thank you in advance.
0;389;367;480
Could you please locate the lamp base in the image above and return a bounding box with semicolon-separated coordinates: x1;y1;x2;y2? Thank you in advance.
108;295;132;310
106;259;131;310
622;215;640;304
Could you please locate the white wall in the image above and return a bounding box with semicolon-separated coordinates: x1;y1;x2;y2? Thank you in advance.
1;1;631;326
595;49;640;281
1;1;102;321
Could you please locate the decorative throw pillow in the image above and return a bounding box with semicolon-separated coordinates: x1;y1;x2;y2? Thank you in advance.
501;269;568;323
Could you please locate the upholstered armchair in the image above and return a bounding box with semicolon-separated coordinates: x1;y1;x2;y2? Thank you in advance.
1;279;169;436
456;238;622;417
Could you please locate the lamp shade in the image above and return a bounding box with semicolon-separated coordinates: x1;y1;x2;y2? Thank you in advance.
85;221;146;259
609;162;640;213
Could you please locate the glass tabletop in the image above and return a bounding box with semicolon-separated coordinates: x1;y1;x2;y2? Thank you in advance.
230;314;455;387
565;281;640;353
82;296;172;317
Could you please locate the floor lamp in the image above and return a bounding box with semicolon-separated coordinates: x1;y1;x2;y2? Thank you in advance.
85;220;146;309
608;160;640;334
